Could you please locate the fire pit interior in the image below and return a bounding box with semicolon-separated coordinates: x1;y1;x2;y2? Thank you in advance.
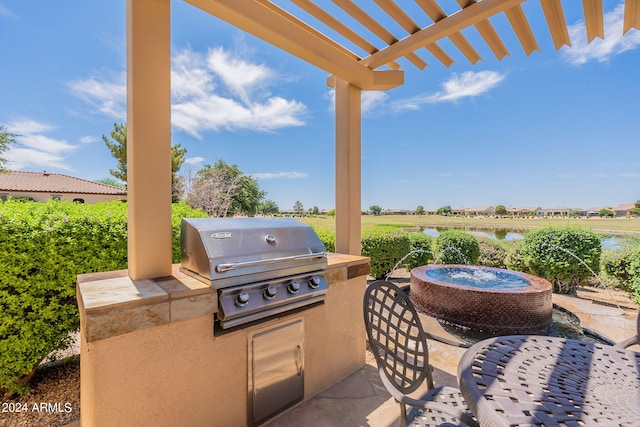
410;264;553;337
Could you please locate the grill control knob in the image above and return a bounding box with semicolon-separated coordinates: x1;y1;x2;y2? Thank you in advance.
235;292;250;307
264;286;277;299
309;276;322;289
288;281;301;294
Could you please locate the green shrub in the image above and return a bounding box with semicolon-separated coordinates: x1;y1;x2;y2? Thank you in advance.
403;233;434;271
433;230;479;264
505;242;526;272
361;227;411;279
477;239;508;268
0;200;206;397
312;227;336;253
605;246;640;303
626;248;640;303
518;227;601;294
171;202;209;262
601;248;634;284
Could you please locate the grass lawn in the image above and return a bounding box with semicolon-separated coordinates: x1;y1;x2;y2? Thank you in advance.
299;214;640;235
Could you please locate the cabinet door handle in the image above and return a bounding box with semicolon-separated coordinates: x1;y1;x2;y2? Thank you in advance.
296;345;303;376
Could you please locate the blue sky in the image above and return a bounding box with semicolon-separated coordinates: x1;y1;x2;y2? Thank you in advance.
1;1;639;211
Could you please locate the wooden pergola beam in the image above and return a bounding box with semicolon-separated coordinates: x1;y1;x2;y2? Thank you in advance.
362;0;524;69
583;0;604;42
184;0;403;90
624;0;640;34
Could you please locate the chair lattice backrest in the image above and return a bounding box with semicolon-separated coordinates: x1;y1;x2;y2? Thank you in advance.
363;280;432;395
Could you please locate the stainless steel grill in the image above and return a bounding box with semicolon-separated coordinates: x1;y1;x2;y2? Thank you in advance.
180;217;328;329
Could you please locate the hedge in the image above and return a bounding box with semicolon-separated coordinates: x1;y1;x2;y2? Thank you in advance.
433;230;480;264
602;247;640;302
517;227;601;294
477;238;509;268
313;227;336;253
403;233;434;271
361;226;411;279
0;200;207;397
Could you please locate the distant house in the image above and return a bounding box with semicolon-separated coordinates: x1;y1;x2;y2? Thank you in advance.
0;171;127;203
613;203;635;217
383;209;413;215
465;206;495;216
580;207;606;217
507;207;542;216
542;206;573;216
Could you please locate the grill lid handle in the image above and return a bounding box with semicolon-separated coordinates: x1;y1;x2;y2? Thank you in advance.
215;252;327;273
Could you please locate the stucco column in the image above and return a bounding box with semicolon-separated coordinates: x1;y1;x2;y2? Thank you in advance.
126;0;172;279
334;79;362;255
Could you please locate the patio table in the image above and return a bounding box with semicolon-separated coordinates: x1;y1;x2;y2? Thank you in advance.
457;335;640;427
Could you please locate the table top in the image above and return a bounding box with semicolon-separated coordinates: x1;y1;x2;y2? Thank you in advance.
458;335;640;427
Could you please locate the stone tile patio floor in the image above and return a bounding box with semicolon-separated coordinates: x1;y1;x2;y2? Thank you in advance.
265;272;640;427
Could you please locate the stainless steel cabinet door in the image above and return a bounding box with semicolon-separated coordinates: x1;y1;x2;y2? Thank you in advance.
250;319;304;425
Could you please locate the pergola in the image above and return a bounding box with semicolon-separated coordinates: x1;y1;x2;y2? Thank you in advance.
126;0;640;280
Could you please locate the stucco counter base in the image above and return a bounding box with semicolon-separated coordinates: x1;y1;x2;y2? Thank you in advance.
77;253;369;427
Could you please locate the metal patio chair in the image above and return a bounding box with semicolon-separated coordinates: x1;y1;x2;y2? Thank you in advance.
615;310;639;349
363;280;478;427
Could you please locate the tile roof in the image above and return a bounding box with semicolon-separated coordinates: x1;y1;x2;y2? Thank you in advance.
614;204;634;211
465;206;494;211
0;171;127;195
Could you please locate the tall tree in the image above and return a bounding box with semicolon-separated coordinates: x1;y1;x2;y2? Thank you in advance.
369;205;382;215
184;160;265;217
0;125;17;172
102;123;127;182
95;177;126;188
293;200;304;214
170;144;187;202
436;205;452;216
495;205;508;216
209;160;265;216
102;123;187;201
258;200;279;216
184;164;241;217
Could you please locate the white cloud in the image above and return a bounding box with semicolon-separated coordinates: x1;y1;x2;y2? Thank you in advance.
251;171;308;180
361;92;389;116
185;156;205;165
69;47;307;137
7;120;53;135
392;71;505;112
68;72;127;120
562;3;640;65
324;89;389;117
5;120;76;171
206;47;272;104
80;135;97;144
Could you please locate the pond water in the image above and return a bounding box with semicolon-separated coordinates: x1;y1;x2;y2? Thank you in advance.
422;227;629;249
422;227;524;241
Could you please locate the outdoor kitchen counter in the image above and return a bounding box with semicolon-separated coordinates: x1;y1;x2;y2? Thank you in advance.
76;253;370;427
77;253;369;342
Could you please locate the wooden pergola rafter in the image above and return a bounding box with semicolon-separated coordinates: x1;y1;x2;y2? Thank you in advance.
126;0;640;280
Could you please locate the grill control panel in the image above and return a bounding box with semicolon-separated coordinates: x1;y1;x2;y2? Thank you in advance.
217;272;328;329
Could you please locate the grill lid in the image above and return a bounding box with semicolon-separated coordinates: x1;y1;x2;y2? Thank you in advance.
180;217;327;288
